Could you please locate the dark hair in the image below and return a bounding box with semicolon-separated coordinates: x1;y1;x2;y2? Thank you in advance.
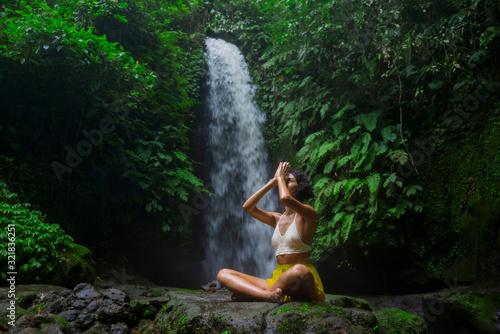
290;170;314;202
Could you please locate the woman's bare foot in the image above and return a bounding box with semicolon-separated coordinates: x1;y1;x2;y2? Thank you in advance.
267;288;283;303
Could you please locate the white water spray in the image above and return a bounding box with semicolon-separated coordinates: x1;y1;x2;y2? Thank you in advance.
203;37;276;280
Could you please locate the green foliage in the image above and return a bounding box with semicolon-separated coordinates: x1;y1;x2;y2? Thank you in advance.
0;0;210;248
209;0;500;277
0;180;74;282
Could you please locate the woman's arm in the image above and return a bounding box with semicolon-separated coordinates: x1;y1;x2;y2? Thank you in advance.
276;162;318;222
242;178;279;227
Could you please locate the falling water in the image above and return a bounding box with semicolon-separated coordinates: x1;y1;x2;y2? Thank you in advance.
202;37;276;280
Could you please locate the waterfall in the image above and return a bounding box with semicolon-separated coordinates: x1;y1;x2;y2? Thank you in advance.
202;37;276;280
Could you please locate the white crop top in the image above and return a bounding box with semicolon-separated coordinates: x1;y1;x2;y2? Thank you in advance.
271;213;312;256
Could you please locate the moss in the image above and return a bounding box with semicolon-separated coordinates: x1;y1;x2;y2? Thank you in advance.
40;314;71;330
138;319;155;334
151;288;167;297
447;290;500;323
374;308;426;334
413;105;500;281
174;288;201;293
270;306;292;316
52;242;96;287
0;303;32;328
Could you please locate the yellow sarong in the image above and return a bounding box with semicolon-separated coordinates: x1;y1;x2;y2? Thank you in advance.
266;262;325;302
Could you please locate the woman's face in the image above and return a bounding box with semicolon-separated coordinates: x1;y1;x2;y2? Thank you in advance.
286;173;298;197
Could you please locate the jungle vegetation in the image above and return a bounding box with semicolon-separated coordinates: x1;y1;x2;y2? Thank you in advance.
1;0;499;285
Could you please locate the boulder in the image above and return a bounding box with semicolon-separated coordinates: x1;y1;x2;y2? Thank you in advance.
374;308;426;334
152;290;424;334
52;243;96;288
12;314;72;334
2;283;434;334
422;290;500;334
95;299;135;324
102;289;130;305
73;283;101;301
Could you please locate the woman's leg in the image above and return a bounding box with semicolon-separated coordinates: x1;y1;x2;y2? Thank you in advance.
269;264;317;301
217;269;283;302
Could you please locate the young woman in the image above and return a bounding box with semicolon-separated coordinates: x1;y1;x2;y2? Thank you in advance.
217;162;325;303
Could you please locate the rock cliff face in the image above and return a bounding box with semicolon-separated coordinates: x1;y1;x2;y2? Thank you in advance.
1;283;428;334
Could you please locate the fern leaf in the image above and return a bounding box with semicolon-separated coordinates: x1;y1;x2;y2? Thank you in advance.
357;110;381;132
333;212;345;224
337;155;350;168
314;176;331;190
320;103;329;121
341;214;355;241
304;131;324;144
332;121;343;136
324;159;336;174
366;173;381;193
332;103;355;121
333;180;346;195
317;142;336;160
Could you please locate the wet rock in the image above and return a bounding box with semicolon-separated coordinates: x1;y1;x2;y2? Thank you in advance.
47;299;63;314
5;283;437;334
17;328;44;333
130;299;157;319
137;319;155;334
102;288;130;305
73;283;101;301
82;300;101;313
57;310;78;322
71;299;89;310
201;280;222;293
111;322;130;334
40;292;61;305
325;294;374;311
345;308;378;329
17;292;39;309
95;299;135;324
58;290;73;299
12;314;71;334
86;322;111;333
151;290;410;334
75;312;94;329
149;296;169;309
60;295;74;310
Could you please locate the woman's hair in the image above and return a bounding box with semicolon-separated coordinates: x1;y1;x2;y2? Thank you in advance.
289;170;314;202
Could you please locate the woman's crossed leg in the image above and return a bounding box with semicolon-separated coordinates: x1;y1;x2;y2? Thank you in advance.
217;264;316;303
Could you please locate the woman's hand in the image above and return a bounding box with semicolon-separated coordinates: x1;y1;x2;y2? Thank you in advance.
275;162;290;180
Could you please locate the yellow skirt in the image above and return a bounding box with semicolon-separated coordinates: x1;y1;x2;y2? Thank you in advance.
266;262;325;302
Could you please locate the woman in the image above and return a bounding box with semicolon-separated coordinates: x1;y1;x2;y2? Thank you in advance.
217;162;325;303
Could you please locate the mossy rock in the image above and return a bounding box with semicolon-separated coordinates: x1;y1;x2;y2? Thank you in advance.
153;291;275;333
325;294;374;311
374;308;426;334
265;302;354;333
138;319;155;334
51;243;95;288
447;289;500;324
12;314;71;334
152;291;387;333
130;299;157;319
0;300;32;329
422;289;500;333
